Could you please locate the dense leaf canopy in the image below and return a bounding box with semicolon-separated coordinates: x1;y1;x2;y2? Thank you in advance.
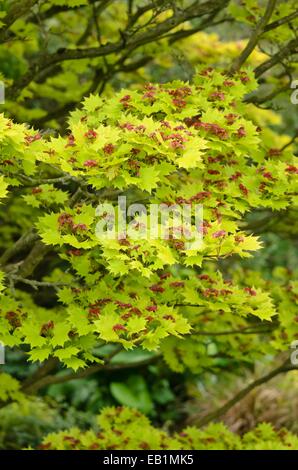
0;0;297;451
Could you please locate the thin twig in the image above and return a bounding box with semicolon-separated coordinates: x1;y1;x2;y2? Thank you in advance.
10;275;71;290
230;0;277;73
280;130;298;152
189;357;297;427
22;351;161;394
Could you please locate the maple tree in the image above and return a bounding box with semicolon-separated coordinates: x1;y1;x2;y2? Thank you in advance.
0;0;297;451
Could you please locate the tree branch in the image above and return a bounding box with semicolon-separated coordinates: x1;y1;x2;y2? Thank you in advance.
16;240;51;278
15;186;83;278
254;38;298;78
0;229;39;267
22;351;161;394
21;357;59;389
280;130;298;152
194;325;276;336
245;83;290;104
189;357;298;427
6;0;228;99
264;9;298;33
29;55;152;127
28;0;104;23
230;0;277;73
9;275;71;290
0;0;40;42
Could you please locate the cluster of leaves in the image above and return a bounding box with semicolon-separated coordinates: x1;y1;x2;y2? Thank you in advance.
0;0;297;451
0;372;24;403
0;398;70;450
38;406;298;450
161;265;298;373
0;1;297;128
0;68;296;371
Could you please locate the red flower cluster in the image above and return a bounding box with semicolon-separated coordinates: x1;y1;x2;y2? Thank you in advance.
239;183;248;196
167;86;192;108
225;113;238;124
115;301;132;309
185;119;229;140
67;249;82;256
32;187;43;194
230;171;242;181
65;134;76;148
209;91;225;101
25;133;42;145
212;230;226;238
40;320;54;337
58;213;88;234
149;284;165;293
119;95;131;108
103;143;115;154
236;126;246;138
73;223;88;232
202;288;232;298
88;306;101;320
268;148;282;157
113;324;127;332
244;287;257;296
239;71;250;83
84;129;97;140
159;272;171;280
176;191;212;205
286;165;298;174
84;159;98;168
58;212;74;227
200;67;213;76
146;305;157;312
6;311;22;328
170;281;184;288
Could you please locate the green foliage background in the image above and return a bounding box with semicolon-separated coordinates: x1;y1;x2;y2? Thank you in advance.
0;0;297;450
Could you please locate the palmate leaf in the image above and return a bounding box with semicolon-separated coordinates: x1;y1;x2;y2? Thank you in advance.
137;166;160;193
0;175;8;200
176;137;207;169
